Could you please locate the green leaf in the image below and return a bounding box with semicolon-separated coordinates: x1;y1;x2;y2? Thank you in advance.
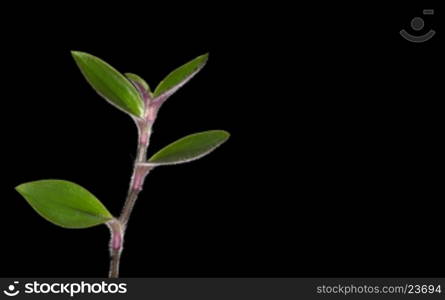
125;73;151;95
153;53;209;99
148;130;230;166
71;51;144;117
15;180;113;229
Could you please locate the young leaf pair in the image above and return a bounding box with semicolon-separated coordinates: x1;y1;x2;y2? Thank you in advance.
15;52;229;247
70;51;209;118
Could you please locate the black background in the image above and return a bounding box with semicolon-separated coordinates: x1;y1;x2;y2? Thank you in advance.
1;3;442;277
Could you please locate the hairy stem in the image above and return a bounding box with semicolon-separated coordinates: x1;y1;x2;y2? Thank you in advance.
107;219;123;278
119;127;152;227
107;101;156;278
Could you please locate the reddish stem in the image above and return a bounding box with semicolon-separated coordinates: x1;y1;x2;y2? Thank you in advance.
107;86;155;278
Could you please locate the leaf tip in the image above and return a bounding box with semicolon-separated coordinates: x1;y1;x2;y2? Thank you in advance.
211;130;231;143
197;53;209;67
70;50;86;60
14;183;25;194
14;181;34;195
220;130;230;139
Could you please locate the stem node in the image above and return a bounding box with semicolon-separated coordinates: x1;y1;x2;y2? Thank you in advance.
107;219;124;278
108;116;154;278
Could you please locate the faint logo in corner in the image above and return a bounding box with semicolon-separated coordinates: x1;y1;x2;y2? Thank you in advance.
400;9;435;43
2;281;20;297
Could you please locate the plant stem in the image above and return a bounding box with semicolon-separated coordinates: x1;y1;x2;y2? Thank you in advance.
107;219;123;278
119;124;152;227
107;107;156;278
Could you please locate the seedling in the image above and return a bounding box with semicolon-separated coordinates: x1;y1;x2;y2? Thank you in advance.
15;52;229;278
